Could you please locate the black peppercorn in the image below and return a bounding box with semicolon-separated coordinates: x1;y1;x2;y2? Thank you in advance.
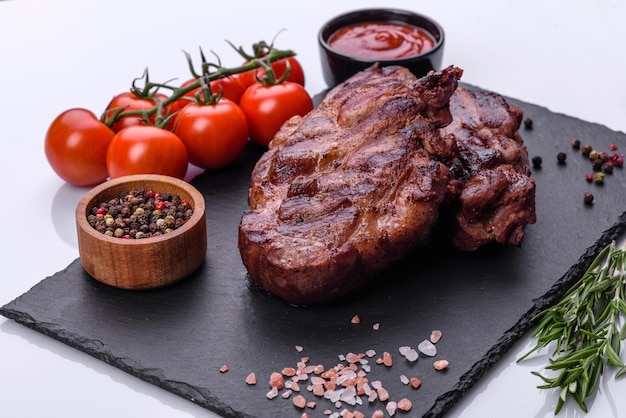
603;161;614;173
583;192;594;205
557;152;567;164
532;155;542;168
571;139;581;149
581;145;592;156
523;118;533;129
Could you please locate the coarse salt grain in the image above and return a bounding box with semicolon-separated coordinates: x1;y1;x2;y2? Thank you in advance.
266;386;278;399
397;398;413;411
219;365;229;373
418;339;437;357
295;345;304;352
400;375;409;385
245;372;256;385
282;367;297;376
372;323;380;331
434;359;449;370
269;371;285;389
430;329;442;344
410;377;422;389
405;348;419;362
365;349;376;358
376;386;389;401
351;315;360;324
383;352;392;367
293;394;307;409
372;410;385;418
386;401;397;416
282;389;293;399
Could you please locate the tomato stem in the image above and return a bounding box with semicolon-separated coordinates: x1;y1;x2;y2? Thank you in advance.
101;44;297;129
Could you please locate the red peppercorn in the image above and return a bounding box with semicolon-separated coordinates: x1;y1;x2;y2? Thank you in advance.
585;174;594;182
95;207;107;216
610;143;618;151
155;201;168;211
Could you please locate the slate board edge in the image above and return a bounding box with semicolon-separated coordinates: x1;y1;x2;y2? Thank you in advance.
424;210;626;418
2;210;626;418
0;286;250;418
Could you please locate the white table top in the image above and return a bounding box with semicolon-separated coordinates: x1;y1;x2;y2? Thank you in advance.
1;0;625;417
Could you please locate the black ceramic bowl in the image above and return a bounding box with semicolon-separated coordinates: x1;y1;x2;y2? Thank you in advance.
318;8;445;87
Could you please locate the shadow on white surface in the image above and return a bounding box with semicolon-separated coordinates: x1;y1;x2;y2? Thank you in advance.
0;318;217;417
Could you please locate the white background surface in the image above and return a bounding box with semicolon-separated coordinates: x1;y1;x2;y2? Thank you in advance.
1;0;625;417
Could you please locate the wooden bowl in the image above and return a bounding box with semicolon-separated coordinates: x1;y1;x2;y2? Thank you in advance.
76;174;207;289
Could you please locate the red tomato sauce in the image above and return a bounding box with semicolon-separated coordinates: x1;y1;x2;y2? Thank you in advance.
328;22;436;60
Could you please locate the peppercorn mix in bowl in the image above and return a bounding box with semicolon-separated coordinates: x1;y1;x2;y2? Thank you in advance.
76;174;207;289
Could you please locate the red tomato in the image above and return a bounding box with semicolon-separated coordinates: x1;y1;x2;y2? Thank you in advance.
178;75;246;104
45;108;115;186
239;57;305;87
173;99;249;170
106;126;188;179
104;91;168;133
239;81;313;147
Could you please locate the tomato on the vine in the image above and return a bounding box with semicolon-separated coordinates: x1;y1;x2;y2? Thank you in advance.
178;75;246;105
45;108;115;187
103;91;168;133
173;99;249;170
239;57;305;88
239;81;313;147
106;126;188;179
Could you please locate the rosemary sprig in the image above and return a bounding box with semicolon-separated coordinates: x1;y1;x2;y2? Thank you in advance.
518;241;626;414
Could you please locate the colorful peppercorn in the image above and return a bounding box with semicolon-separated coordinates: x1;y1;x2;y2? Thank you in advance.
594;172;605;184
557;152;567;164
87;189;193;239
583;192;594;205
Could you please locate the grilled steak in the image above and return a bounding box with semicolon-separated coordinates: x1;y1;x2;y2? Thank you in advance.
439;87;536;250
238;65;463;304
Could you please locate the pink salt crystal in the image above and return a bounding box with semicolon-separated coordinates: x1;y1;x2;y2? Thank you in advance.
430;329;442;344
293;394;306;409
434;359;449;371
397;398;413;411
266;386;278;399
245;372;256;385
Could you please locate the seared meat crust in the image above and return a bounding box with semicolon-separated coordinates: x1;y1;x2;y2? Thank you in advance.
440;87;537;250
239;65;463;304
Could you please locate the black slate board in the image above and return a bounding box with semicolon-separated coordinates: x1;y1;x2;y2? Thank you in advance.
3;89;626;418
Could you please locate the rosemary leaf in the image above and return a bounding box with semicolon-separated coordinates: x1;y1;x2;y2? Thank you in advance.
518;241;626;414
